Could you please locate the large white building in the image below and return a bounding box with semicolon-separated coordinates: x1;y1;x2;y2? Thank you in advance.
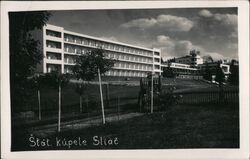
36;24;161;77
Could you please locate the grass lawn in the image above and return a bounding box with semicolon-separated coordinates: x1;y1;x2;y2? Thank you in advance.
13;78;216;115
12;102;239;150
11;78;239;151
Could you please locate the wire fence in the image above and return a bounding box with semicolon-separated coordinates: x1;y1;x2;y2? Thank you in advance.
174;87;239;106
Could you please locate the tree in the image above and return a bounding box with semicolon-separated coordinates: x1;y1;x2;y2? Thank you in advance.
73;48;115;124
9;11;51;113
75;80;86;113
215;62;225;84
162;67;175;78
73;48;115;81
203;63;212;81
228;59;239;85
167;57;176;63
203;55;214;63
43;72;70;132
30;74;44;120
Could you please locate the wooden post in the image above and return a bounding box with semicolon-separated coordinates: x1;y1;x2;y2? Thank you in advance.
38;89;41;120
117;96;120;121
80;95;82;113
98;68;105;124
58;84;61;132
151;74;154;113
105;83;110;108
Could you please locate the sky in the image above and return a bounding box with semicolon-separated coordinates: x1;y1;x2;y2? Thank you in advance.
48;8;238;61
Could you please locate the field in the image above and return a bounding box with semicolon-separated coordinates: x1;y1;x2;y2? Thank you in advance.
11;77;239;151
12;102;239;150
12;78;218;115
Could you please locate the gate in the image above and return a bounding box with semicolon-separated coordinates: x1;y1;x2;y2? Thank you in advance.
138;74;162;112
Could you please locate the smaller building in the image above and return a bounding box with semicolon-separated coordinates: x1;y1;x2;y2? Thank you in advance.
161;62;203;79
198;62;230;80
175;50;203;66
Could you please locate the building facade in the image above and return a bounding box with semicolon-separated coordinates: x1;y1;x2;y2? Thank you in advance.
197;62;231;80
40;24;161;77
175;50;203;66
161;62;203;79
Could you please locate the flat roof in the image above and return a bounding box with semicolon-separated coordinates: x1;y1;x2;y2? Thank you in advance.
45;24;160;53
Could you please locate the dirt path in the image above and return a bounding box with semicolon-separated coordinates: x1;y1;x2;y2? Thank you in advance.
30;112;143;137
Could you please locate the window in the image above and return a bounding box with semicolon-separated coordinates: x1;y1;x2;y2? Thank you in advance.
154;52;160;56
126;55;129;60
75;37;81;44
135;64;138;69
83;39;89;45
116;54;120;59
115;45;119;51
46;40;61;49
47;64;61;73
135;57;138;61
64;35;74;43
124;63;128;68
46;30;61;38
121;62;125;68
114;63;119;67
121;46;124;52
90;40;95;46
110;53;114;58
47;52;61;60
110;44;114;50
154;58;160;62
104;43;109;49
95;41;100;47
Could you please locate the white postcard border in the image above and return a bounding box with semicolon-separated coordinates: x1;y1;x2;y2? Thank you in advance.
1;1;249;159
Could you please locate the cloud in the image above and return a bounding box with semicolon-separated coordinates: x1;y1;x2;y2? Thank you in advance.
151;35;230;61
199;9;213;18
174;40;193;55
152;35;201;58
99;36;118;42
156;15;194;32
198;9;237;27
120;18;156;30
203;52;224;61
214;13;237;26
121;14;193;32
155;35;175;47
197;10;238;39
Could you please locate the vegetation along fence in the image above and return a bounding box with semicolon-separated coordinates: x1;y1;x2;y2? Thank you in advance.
174;87;239;105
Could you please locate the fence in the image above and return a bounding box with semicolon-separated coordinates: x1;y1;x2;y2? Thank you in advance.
174;87;239;105
12;82;140;120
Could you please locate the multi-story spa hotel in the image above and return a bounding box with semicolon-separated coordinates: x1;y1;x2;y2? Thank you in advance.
36;24;162;77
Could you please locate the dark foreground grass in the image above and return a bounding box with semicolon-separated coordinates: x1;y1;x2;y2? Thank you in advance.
12;103;239;151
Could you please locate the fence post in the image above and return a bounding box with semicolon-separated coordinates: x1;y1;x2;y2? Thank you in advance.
151;74;154;113
98;68;105;124
38;89;41;120
105;83;110;108
117;96;120;120
58;84;61;132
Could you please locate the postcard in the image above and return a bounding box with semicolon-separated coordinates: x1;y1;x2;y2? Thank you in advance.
1;1;249;159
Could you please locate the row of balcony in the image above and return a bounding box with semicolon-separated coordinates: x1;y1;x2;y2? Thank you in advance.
64;36;154;56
